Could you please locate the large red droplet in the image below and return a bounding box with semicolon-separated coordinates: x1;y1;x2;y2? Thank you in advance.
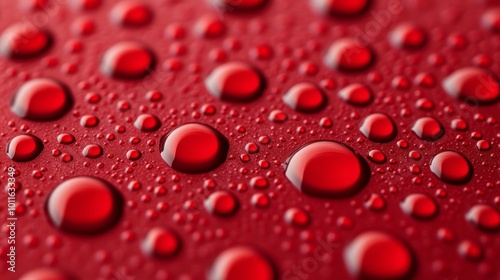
110;1;153;27
101;41;155;79
400;193;438;219
338;83;372;106
209;246;275;280
344;231;414;279
285;141;370;197
311;0;369;17
443;67;500;105
324;38;374;71
11;78;73;121
465;204;500;231
430;151;473;185
212;0;267;11
359;113;397;142
204;191;238;217
160;123;229;173
6;134;44;162
141;227;181;258
46;176;124;234
205;62;265;102
389;23;427;49
282;82;326;113
411;117;444;141
19;268;76;280
0;23;52;58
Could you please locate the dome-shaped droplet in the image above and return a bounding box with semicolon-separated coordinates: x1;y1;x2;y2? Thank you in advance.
19;268;76;280
443;67;500;105
101;41;155;79
282;83;326;113
7;134;44;162
46;176;123;234
284;207;310;227
311;0;369;17
285;141;370;198
400;193;438;219
134;113;161;132
389;23;427;49
205;62;265;102
411;117;444;141
160;123;229;173
82;144;103;158
11;78;73;121
324;38;374;71
482;8;500;32
204;191;238;217
0;23;52;58
430;151;473;184
359;113;397;142
141;227;180;258
110;1;153;27
344;231;414;280
465;204;500;231
212;0;267;12
339;83;372;106
209;246;275;280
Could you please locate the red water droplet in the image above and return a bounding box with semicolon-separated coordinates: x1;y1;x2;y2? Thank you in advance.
458;240;483;261
205;62;265;102
285;141;370;197
126;149;142;161
0;23;52;58
141;227;180;258
19;0;49;12
19;268;75;280
80;114;100;128
359;113;397;143
57;133;75;145
101;41;155;79
411;117;444;141
324;38;374;71
134;113;161;132
344;231;414;279
209;246;275;280
311;0;369;17
204;191;238;216
282;82;326;113
390;23;427;49
476;140;491;151
7;134;44;162
367;149;386;164
364;193;386;211
82;144;103;158
195;16;226;38
466;204;500;231
11;78;73;121
430;151;473;184
400;193;438;219
338;83;372;106
70;0;101;10
482;8;500;32
46;176;123;234
251;193;270;208
111;1;153;27
443;67;500;105
213;0;268;11
268;110;288;123
160;123;229;173
284;207;310;227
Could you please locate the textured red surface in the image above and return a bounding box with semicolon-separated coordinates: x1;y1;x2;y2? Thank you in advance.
1;0;500;279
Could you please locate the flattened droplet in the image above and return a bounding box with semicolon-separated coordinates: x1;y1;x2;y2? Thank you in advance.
11;78;73;121
209;246;275;280
285;141;370;198
324;38;374;72
344;231;414;280
7;134;44;162
466;204;500;231
430;151;473;184
110;1;153;27
19;268;76;280
400;193;438;219
389;23;427;49
311;0;370;17
101;41;155;79
160;123;229;173
443;67;500;105
0;23;52;59
46;176;124;235
339;83;372;106
205;62;266;102
212;0;268;12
